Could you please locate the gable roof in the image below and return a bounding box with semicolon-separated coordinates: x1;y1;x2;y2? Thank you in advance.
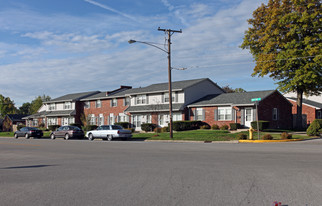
6;114;28;122
189;90;276;107
287;97;322;109
45;91;100;103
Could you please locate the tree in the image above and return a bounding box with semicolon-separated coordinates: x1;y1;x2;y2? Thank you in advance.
222;85;246;93
19;102;31;115
30;95;51;114
0;94;17;117
241;0;321;129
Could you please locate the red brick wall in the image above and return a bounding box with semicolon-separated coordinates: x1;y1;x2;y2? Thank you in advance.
258;92;292;129
288;99;317;125
83;98;129;125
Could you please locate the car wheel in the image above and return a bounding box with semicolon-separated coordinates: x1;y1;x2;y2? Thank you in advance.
107;135;113;141
50;134;56;140
25;133;30;139
14;133;18;139
88;133;94;141
64;134;70;140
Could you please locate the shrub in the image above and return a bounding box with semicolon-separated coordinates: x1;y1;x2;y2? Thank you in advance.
48;125;60;131
229;123;241;130
237;133;247;140
220;125;229;130
39;123;45;128
172;121;203;131
141;123;157;132
200;125;210;130
154;127;162;133
251;121;270;131
306;119;322;136
280;132;292;139
84;125;97;131
161;127;169;133
211;124;220;130
115;122;130;128
125;128;135;133
262;134;273;140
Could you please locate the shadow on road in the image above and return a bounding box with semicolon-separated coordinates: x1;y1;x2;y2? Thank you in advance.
1;164;57;169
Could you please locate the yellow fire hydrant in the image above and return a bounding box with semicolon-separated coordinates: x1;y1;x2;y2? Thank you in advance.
249;126;254;140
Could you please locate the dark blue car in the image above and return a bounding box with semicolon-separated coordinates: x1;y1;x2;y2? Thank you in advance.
14;127;43;139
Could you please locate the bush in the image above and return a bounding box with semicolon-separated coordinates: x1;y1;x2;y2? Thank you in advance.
141;123;158;132
220;125;229;130
39;123;45;128
154;127;162;133
48;125;60;131
200;125;210;129
172;121;203;131
84;125;97;131
161;127;169;133
251;121;270;131
115;122;130;128
125;128;135;133
17;124;26;130
229;123;241;130
211;124;220;130
280;132;292;139
237;133;247;140
306;119;322;136
262;134;273;140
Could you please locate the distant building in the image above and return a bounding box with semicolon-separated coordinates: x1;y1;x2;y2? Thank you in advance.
2;114;28;132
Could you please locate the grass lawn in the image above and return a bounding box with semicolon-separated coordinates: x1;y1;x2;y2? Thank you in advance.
133;129;314;141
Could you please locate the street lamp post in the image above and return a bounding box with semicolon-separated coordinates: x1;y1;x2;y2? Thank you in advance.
128;27;182;139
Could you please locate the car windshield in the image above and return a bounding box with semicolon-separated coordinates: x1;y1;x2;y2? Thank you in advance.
101;126;110;130
70;126;81;130
111;125;123;130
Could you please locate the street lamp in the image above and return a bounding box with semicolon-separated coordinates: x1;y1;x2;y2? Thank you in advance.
128;28;182;139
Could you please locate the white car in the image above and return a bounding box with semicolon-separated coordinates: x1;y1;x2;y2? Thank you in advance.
85;125;132;141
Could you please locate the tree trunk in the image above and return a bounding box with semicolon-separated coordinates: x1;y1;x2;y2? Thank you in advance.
296;89;303;130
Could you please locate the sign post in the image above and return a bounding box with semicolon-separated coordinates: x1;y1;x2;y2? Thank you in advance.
251;98;261;140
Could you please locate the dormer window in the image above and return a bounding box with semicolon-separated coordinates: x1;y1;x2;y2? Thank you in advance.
64;102;71;110
136;95;146;105
49;103;56;111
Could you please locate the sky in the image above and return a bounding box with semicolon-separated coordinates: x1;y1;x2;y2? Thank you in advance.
0;0;276;107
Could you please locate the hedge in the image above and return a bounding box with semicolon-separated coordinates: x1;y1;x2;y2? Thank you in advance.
141;123;158;132
115;122;130;128
48;125;61;131
251;121;270;131
229;123;241;130
306;119;322;136
172;121;204;131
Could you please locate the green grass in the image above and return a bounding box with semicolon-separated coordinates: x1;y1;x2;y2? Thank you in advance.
0;132;14;137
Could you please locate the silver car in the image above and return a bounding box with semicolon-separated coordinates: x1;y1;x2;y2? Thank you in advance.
86;125;132;141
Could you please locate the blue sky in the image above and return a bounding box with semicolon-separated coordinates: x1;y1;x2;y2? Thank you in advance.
0;0;274;106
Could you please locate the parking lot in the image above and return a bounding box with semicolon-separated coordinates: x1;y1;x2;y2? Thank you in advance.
1;137;322;206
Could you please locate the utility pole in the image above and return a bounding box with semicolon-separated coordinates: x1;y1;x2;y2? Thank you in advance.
157;27;182;139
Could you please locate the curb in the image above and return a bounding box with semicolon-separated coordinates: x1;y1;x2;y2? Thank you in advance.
144;140;239;144
239;139;304;143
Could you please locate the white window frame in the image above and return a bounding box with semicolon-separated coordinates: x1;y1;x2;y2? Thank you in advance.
49;103;56;111
96;100;101;108
218;107;232;121
124;97;130;106
89;114;96;125
47;117;57;126
195;108;205;121
164;93;175;103
136;95;147;105
64;102;72;110
84;101;90;109
98;114;104;126
112;99;117;107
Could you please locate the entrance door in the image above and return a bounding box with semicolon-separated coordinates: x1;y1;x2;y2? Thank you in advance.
245;108;253;128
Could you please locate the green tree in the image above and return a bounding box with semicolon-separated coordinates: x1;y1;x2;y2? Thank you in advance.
19;102;31;115
30;95;51;114
241;0;321;129
222;85;246;93
0;94;17;117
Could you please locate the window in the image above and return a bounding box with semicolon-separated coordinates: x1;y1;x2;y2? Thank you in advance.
98;114;104;126
49;103;56;111
111;99;117;107
272;108;279;120
133;115;142;127
96;100;101;108
68;117;75;124
136;95;146;105
64;102;71;110
118;113;129;122
47;118;57;126
173;113;182;121
164;93;175;103
218;107;232;121
89;114;96;125
195;108;205;121
84;101;90;109
33;120;38;126
124;97;130;106
317;110;321;119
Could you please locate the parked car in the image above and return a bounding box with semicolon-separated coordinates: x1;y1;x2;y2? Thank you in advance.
50;126;84;140
85;125;132;141
14;127;43;139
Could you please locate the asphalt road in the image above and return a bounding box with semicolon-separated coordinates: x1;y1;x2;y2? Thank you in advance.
1;137;322;206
